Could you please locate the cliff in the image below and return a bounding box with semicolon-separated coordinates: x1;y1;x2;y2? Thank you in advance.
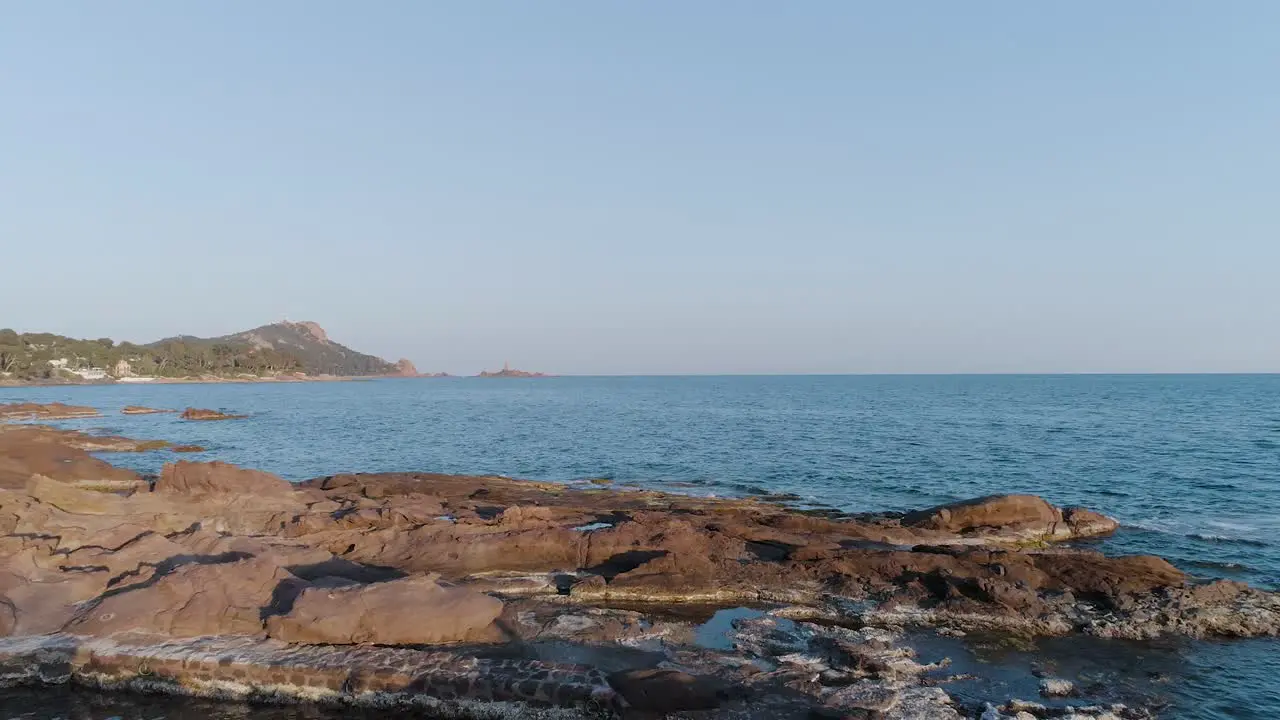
150;321;400;377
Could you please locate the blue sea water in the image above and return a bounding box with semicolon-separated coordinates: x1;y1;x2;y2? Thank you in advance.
2;374;1278;718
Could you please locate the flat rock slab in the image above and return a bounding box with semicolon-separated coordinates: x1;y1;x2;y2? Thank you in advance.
0;634;622;714
122;406;174;415
0;403;100;420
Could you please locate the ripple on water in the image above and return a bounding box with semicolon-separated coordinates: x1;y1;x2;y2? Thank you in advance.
1187;534;1270;548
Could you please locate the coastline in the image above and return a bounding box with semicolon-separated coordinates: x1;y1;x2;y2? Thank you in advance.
1;402;1278;718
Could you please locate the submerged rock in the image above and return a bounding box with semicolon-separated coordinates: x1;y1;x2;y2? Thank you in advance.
121;405;173;415
0;425;169;454
0;428;145;490
155;460;294;497
0;402;99;420
179;407;247;421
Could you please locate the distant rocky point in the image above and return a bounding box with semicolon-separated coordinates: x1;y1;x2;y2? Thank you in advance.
155;320;402;377
477;362;549;378
392;359;450;378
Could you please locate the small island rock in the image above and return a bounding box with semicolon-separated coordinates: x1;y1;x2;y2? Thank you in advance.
122;405;173;415
180;407;247;421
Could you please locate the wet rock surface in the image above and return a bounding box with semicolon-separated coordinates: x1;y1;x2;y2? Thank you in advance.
0;402;99;421
0;411;1275;717
122;405;174;415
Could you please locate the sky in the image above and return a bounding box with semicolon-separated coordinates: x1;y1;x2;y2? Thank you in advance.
2;2;1278;375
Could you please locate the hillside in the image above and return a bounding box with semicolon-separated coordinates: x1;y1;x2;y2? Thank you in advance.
0;329;301;382
151;321;407;377
0;321;415;382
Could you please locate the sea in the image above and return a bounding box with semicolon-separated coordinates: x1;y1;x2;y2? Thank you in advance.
1;374;1278;718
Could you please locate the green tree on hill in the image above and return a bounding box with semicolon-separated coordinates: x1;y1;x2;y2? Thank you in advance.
0;331;305;380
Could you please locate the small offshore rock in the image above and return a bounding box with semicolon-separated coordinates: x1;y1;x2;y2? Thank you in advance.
180;407;247;421
121;406;173;415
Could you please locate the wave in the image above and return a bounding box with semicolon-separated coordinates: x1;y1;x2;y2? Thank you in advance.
1095;488;1131;497
1194;481;1241;491
1123;521;1180;535
1187;533;1270;548
1206;520;1261;533
1185;559;1253;572
1122;519;1271;548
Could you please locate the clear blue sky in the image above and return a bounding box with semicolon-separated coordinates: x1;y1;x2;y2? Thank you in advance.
2;2;1277;374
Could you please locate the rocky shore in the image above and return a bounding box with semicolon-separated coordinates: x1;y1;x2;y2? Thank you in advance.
1;403;1277;718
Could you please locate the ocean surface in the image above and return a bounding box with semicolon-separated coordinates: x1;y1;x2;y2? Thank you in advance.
2;374;1278;718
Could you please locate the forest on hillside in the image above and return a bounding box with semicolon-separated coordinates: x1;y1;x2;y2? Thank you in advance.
0;329;303;380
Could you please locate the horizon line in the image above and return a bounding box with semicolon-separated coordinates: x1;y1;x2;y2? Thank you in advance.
419;371;1280;378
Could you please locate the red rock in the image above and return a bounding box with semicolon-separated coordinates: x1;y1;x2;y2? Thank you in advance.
902;494;1118;541
266;574;503;645
180;407;247;421
0;539;114;635
393;358;419;376
0;402;99;420
1034;552;1186;598
155;461;295;497
121;406;173;415
903;495;1060;533
66;555;298;638
1062;507;1120;537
